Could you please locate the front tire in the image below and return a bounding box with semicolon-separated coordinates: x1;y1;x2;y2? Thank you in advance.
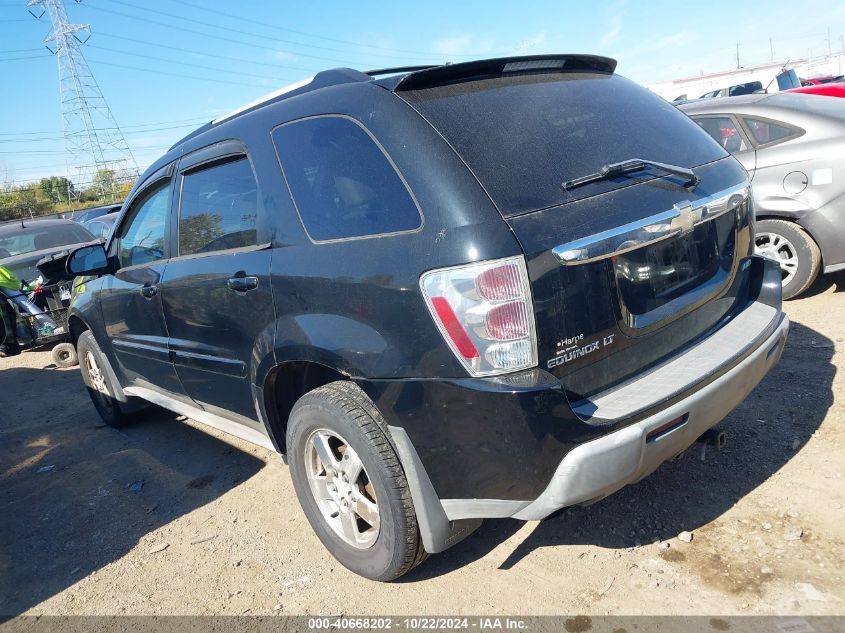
286;381;426;581
754;219;821;300
77;330;135;427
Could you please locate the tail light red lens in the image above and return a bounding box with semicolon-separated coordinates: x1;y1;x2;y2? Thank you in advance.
476;262;524;301
485;301;530;340
420;255;537;377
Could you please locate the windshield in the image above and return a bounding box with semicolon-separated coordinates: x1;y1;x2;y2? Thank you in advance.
0;223;93;258
400;73;727;216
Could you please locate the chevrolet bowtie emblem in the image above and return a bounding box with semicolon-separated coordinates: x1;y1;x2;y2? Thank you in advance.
673;201;695;234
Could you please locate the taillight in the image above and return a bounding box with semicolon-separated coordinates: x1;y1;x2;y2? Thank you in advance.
420;255;538;377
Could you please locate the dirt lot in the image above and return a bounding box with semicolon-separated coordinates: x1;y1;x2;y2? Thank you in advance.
1;274;844;618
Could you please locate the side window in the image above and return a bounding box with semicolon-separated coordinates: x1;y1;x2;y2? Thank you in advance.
178;157;259;256
743;118;797;145
273;116;422;242
694;117;748;153
117;181;171;268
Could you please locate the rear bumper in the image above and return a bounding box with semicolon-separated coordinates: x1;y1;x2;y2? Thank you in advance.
384;307;787;553
358;257;788;553
514;310;788;520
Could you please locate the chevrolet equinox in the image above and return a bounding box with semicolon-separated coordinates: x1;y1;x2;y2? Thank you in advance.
66;55;789;581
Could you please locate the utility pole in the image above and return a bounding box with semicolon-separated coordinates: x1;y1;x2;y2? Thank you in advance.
735;42;741;69
826;28;832;57
27;0;138;202
769;38;774;63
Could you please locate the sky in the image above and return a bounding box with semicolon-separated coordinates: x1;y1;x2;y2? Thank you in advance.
1;0;844;187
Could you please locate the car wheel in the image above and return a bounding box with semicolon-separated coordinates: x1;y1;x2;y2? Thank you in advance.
77;330;137;427
754;219;821;300
51;342;78;368
286;381;427;581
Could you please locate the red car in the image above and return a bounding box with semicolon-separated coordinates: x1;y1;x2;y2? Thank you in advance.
787;83;845;98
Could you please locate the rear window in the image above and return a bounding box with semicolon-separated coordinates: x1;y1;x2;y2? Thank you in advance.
273;116;422;242
400;73;727;216
0;223;93;258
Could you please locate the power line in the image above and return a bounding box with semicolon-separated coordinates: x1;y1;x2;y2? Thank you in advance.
1;116;212;136
3;149;170;178
0;122;206;143
95;31;324;73
86;58;272;88
76;2;419;67
93;0;439;62
0;148;91;155
0;54;52;62
85;44;300;83
170;0;486;58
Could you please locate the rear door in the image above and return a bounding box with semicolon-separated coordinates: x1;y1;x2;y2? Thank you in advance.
99;167;185;396
159;141;274;426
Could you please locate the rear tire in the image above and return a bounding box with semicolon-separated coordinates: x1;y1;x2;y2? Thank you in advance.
286;381;426;581
52;342;78;368
754;219;821;300
77;330;135;427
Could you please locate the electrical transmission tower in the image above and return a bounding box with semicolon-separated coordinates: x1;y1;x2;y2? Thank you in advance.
27;0;138;201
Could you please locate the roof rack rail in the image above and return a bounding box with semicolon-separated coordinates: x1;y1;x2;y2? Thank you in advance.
170;68;372;149
392;54;617;92
365;64;441;77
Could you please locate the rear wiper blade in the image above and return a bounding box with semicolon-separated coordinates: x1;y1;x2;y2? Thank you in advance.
561;158;700;191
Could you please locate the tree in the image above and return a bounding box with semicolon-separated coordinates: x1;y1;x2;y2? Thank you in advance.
39;176;75;204
92;169;117;196
0;184;50;221
79;169;120;202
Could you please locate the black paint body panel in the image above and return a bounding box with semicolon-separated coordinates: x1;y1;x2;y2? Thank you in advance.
360;255;777;500
68;69;771;503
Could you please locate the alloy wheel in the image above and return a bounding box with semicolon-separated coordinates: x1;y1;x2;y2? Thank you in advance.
84;350;113;413
755;232;799;287
304;428;380;549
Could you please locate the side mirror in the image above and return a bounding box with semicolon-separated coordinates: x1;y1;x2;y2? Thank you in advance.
67;244;111;276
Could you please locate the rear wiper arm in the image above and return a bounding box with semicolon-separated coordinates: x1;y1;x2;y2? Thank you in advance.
561;158;700;191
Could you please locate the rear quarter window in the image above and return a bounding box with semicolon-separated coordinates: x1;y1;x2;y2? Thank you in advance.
743;117;800;145
272;115;422;242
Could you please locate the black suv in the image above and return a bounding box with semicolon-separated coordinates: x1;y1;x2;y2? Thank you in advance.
66;55;789;581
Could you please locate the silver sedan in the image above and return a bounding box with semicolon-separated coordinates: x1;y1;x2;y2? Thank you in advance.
680;93;845;299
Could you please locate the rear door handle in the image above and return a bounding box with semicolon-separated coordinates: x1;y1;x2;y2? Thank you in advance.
227;276;258;292
140;284;158;298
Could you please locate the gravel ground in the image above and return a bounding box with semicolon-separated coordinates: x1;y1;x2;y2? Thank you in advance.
1;272;843;617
